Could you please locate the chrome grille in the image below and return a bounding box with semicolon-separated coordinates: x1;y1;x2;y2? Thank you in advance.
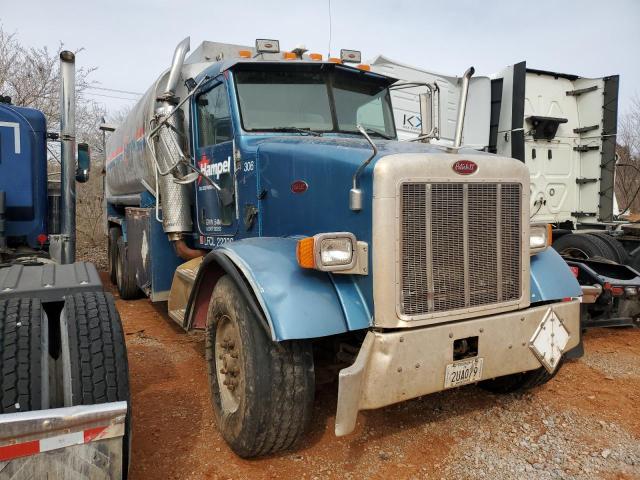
400;182;522;316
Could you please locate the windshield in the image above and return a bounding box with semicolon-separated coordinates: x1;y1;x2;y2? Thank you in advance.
233;64;396;138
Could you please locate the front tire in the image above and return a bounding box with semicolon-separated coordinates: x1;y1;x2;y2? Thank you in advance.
206;275;315;458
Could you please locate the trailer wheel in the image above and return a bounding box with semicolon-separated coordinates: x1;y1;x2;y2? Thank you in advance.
108;226;122;285
62;291;131;476
479;362;563;394
206;275;315;458
552;233;611;260
116;236;141;300
0;297;48;413
587;232;631;264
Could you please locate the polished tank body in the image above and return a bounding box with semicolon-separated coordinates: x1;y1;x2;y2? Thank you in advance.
105;42;254;199
105;65;201;197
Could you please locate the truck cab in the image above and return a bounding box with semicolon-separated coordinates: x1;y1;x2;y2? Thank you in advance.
105;39;583;458
0;100;49;253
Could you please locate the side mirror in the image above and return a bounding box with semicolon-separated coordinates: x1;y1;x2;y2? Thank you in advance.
419;92;433;137
75;143;90;183
419;84;439;140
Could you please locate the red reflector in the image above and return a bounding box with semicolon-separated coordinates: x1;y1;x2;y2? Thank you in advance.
611;286;624;296
603;282;624;296
36;233;48;245
562;297;572;302
570;266;579;278
0;440;39;461
84;426;107;443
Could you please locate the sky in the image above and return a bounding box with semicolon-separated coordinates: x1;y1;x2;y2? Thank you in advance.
2;0;639;115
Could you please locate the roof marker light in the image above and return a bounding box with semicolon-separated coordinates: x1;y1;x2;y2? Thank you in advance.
356;64;371;71
340;49;362;63
283;52;297;60
328;57;342;64
255;39;280;53
238;50;252;58
309;53;323;61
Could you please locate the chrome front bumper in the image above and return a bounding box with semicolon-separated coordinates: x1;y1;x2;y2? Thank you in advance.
335;299;580;436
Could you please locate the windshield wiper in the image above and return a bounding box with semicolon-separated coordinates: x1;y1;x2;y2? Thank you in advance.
344;127;392;140
268;126;322;136
362;127;392;140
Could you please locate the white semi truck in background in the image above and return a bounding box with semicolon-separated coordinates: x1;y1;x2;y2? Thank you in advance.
372;57;640;329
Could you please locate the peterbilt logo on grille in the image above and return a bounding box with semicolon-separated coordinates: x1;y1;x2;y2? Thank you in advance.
452;160;478;175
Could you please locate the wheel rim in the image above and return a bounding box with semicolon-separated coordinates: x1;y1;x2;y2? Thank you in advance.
214;314;243;414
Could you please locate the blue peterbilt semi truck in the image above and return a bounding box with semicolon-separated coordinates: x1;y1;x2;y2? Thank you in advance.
105;38;584;458
0;53;129;478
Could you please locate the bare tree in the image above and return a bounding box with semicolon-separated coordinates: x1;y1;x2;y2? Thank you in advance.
0;25;110;266
615;95;640;216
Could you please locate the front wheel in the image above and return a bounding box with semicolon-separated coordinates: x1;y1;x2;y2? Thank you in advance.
206;275;315;458
479;361;563;394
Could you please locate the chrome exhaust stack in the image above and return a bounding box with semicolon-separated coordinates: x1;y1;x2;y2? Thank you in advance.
453;66;475;149
59;51;76;264
152;37;194;237
163;37;191;99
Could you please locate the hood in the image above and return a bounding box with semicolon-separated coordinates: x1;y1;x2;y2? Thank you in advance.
254;135;492;239
254;135;487;172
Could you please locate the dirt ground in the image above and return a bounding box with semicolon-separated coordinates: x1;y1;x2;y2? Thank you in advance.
107;278;640;480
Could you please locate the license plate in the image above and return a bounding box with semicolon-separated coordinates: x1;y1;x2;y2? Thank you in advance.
444;357;484;389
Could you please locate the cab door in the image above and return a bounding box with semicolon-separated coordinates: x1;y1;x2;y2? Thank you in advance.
193;79;238;239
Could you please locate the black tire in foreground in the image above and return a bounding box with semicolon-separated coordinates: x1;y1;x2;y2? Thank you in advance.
0;297;48;413
479;362;562;394
206;275;315;458
108;226;122;286
552;233;612;260
62;291;131;476
115;236;141;300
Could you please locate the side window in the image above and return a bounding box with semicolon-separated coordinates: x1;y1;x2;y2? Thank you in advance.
196;82;232;147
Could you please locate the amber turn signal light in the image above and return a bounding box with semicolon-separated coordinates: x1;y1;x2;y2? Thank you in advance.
296;237;316;269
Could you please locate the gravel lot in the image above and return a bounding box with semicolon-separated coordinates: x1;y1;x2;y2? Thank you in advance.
106;279;639;480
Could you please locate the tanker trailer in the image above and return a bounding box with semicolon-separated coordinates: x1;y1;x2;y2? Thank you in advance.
105;38;583;458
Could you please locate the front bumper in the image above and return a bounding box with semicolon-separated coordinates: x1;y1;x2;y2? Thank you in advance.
335;299;580;436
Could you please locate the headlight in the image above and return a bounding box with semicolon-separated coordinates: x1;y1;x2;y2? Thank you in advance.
296;232;360;272
530;223;552;254
319;237;354;266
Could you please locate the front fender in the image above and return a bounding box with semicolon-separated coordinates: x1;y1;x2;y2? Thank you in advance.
217;237;370;341
530;248;582;302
